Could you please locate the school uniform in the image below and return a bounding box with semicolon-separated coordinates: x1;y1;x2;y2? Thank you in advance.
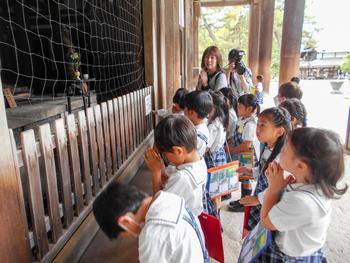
231;116;256;150
196;122;209;157
139;191;209;263
204;118;227;169
248;146;276;231
230;116;257;187
163;158;207;216
256;183;330;262
226;108;238;141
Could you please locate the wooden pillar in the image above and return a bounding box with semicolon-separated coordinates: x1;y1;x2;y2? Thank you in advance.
156;0;167;109
248;0;260;81
258;0;275;92
173;0;181;93
184;0;194;90
164;0;175;106
143;0;159;110
279;0;305;85
192;1;201;88
0;85;31;262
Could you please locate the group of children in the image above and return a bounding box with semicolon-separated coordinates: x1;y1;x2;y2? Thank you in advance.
92;80;347;263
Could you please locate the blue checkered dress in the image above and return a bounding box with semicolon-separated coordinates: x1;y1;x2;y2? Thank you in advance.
204;145;227;169
256;241;325;262
229;119;257;184
247;146;271;231
202;145;226;220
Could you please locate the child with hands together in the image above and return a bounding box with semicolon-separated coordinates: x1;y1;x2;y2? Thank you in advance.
144;115;208;216
254;127;347;262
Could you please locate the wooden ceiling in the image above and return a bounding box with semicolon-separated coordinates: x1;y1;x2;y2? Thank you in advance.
200;0;252;8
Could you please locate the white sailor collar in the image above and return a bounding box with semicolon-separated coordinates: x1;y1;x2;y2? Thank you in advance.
145;191;185;227
175;158;207;186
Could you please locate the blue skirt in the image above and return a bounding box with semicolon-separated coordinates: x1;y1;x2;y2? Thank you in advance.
256;241;325;263
204;146;227;169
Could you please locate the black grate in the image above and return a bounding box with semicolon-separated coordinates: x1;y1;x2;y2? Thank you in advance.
0;0;145;102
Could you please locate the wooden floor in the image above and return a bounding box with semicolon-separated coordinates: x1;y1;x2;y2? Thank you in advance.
79;163;152;263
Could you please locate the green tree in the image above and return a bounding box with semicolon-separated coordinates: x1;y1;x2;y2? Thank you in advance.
198;0;320;79
341;53;350;73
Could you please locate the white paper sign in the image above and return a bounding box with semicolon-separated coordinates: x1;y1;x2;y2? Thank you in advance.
145;94;152;115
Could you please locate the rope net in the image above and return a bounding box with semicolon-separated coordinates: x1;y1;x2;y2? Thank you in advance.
0;0;145;102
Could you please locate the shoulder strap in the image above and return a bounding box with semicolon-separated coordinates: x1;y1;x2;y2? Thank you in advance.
197;132;208;145
287;187;329;214
183;208;210;263
214;71;222;85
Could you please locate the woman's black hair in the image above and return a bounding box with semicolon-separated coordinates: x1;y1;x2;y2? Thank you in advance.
209;90;229;130
279;98;307;127
238;93;260;115
259;107;292;175
184;90;213;119
289;128;347;198
154;115;197;153
93;182;147;239
219;87;238;114
172;88;188;110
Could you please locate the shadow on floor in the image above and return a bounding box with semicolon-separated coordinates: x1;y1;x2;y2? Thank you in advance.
79;163;152;263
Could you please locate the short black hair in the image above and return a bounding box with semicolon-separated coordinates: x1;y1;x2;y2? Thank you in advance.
279;98;307;127
290;76;300;84
257;75;264;82
184;90;213;119
278;81;303;100
238;93;260;115
173;88;188;110
154;115;197;153
92;182;147;239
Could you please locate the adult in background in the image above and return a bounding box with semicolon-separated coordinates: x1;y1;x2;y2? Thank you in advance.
196;46;227;91
226;49;253;98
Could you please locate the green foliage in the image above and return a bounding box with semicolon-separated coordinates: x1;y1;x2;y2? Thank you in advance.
198;0;320;79
341;53;350;73
198;6;250;67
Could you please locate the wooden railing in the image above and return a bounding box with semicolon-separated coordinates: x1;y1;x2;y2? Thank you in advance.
10;87;153;262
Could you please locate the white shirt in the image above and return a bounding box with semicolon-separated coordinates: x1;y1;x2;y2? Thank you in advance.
236;116;256;142
256;82;263;93
226;108;238;140
139;191;204;263
195;122;209;157
207;118;226;152
269;183;331;257
163;158;207;216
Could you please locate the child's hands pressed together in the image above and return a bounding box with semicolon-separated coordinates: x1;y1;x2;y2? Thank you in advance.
144;148;162;173
265;161;295;193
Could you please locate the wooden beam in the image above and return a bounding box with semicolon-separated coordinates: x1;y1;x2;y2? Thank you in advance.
156;0;167;112
200;0;250;8
0;84;31;262
193;1;201;86
185;0;194;89
143;0;159;111
258;0;275;92
164;0;176;105
279;0;305;85
248;0;260;80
